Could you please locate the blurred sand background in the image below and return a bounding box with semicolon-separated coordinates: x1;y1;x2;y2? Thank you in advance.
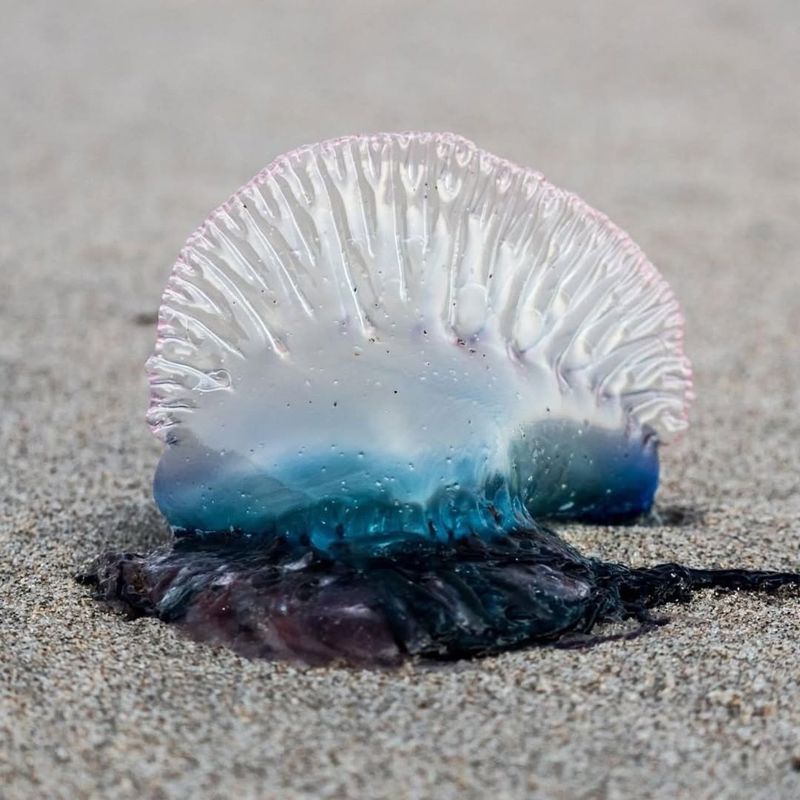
1;1;799;798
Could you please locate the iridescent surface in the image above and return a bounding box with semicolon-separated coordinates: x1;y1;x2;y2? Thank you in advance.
147;133;692;546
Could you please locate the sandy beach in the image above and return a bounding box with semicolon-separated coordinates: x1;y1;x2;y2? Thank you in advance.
1;1;799;797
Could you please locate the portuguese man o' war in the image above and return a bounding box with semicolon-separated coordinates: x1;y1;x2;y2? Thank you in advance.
83;133;799;665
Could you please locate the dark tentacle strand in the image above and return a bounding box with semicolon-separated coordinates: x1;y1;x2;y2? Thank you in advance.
79;527;800;666
684;566;800;593
605;563;800;611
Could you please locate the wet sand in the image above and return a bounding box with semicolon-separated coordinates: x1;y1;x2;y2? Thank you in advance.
1;1;799;798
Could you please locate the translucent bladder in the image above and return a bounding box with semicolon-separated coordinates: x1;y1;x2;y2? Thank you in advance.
146;132;692;547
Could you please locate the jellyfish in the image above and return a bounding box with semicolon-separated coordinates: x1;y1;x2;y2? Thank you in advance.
82;133;799;665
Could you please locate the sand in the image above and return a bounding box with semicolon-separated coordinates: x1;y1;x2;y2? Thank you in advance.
1;1;799;798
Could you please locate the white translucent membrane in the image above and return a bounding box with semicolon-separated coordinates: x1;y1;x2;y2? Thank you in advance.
146;133;692;540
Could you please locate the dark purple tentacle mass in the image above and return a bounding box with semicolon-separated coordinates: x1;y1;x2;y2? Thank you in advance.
80;526;799;666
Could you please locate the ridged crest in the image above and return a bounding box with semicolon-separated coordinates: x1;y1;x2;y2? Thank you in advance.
147;132;692;444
